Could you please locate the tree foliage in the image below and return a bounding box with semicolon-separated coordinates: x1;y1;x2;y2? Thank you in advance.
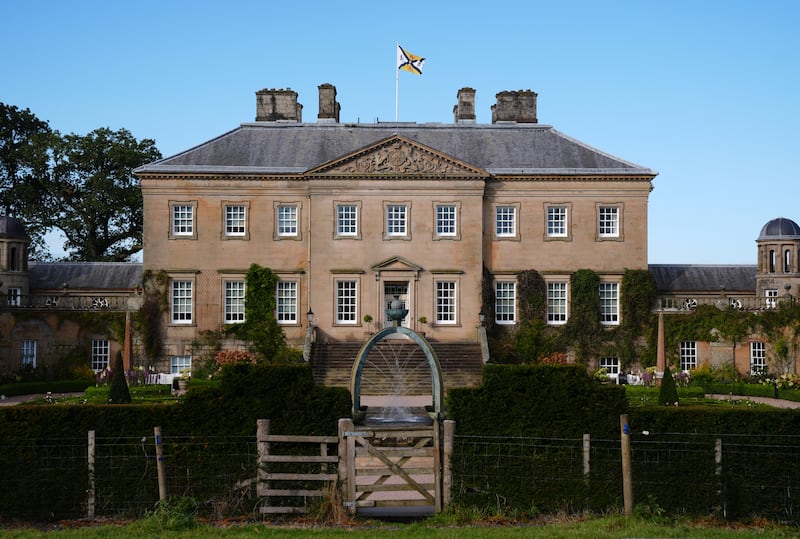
0;102;162;261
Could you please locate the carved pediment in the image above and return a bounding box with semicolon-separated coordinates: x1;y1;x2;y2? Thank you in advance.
307;135;488;178
371;256;423;273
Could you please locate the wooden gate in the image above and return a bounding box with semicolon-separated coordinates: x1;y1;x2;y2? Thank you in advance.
338;418;454;515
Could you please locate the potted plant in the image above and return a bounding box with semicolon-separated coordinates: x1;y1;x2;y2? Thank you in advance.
177;368;191;391
417;316;428;336
363;314;374;335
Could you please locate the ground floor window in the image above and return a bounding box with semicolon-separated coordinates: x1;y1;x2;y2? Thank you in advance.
21;340;37;368
679;341;697;371
170;355;192;375
750;341;767;374
495;281;516;324
435;281;457;324
599;357;619;377
91;339;110;371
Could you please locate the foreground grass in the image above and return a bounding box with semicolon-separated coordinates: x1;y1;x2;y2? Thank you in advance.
2;515;797;538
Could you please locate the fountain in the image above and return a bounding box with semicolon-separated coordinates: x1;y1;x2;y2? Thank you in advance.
350;296;444;425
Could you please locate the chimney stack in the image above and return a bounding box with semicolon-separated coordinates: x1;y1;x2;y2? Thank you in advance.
491;90;538;123
453;87;476;124
255;88;303;122
317;83;340;123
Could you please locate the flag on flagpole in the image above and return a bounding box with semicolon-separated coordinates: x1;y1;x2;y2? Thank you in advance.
397;45;425;75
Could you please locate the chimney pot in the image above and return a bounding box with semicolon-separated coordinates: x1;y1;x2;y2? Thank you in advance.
256;88;303;122
453;87;476;124
491;89;538;124
317;83;340;123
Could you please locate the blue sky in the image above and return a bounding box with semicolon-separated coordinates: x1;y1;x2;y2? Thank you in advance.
2;0;798;264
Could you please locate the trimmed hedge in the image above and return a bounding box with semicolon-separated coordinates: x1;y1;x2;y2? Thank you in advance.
0;379;94;397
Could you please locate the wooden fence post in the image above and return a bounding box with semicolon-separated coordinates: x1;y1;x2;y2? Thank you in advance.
620;415;633;516
154;426;167;501
338;418;356;515
442;420;455;509
257;419;270;498
87;430;95;519
583;433;591;483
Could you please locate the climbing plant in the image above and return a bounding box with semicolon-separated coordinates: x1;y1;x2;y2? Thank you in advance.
616;269;657;367
561;269;603;363
235;263;292;363
135;269;169;362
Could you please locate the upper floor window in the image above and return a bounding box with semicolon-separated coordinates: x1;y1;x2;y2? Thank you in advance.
170;202;196;238
598;206;620;238
495;281;516;324
436;205;457;237
547;206;568;238
276;281;298;324
277;205;298;237
225;204;247;237
337;204;358;237
435;280;457;324
171;280;193;324
386;204;408;237
21;340;36;368
546;282;568;324
336;280;358;324
495;206;516;238
766;288;778;309
224;281;245;323
599;282;619;325
750;341;766;374
679;341;697;371
91;339;110;371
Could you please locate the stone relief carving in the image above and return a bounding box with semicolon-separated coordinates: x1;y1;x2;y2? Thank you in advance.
328;142;465;175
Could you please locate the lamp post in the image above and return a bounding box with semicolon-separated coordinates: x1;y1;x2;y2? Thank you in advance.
303;308;315;362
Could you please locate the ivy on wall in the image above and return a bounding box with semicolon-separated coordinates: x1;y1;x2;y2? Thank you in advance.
135;269;169;362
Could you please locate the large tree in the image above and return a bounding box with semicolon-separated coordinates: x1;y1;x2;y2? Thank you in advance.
46;127;161;261
0;103;55;256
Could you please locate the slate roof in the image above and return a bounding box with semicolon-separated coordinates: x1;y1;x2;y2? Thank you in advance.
758;217;800;240
649;264;757;294
0;216;28;240
136;123;656;177
28;262;142;291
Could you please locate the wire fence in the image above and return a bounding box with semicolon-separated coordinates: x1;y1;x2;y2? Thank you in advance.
3;429;800;522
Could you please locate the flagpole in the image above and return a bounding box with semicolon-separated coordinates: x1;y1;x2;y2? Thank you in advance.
395;42;399;123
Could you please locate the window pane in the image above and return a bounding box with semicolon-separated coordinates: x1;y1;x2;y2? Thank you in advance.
337;280;357;323
599;206;618;237
337;205;358;236
750;342;766;373
226;205;246;235
224;281;245;323
547;282;568;323
436;281;457;324
599;357;619;375
547;206;567;237
172;281;193;323
436;205;457;236
91;339;110;371
386;205;407;236
277;281;298;323
495;282;516;324
278;205;298;236
600;282;619;324
495;207;515;237
679;341;697;371
170;355;192;375
173;205;193;235
21;340;37;368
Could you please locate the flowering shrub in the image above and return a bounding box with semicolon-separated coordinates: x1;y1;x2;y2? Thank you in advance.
774;373;800;390
673;370;691;388
215;350;257;368
538;352;567;365
95;365;156;387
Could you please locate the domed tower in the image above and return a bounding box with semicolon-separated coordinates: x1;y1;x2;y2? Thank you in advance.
756;217;800;304
0;215;31;305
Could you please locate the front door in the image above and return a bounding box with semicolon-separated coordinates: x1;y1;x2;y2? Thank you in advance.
383;282;410;328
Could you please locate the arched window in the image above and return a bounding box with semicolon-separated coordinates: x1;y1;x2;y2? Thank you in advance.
769;249;776;273
785;249;792;273
9;247;17;271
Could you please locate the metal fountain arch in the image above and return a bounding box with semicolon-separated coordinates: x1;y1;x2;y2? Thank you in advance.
350;325;445;421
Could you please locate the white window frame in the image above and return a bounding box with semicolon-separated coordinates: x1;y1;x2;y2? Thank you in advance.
435;204;458;238
679;341;697;371
276;280;298;324
597;205;620;239
277;204;298;237
495;206;516;238
495;281;516;324
224;280;245;324
766;289;778;309
599;357;620;378
435;280;457;325
7;287;21;306
171;280;193;324
750;341;767;374
546;205;568;238
336;203;359;237
170;201;196;239
546;282;568;325
224;203;248;238
91;339;110;371
21;340;37;368
170;355;192;375
385;203;409;238
599;282;619;325
336;279;358;324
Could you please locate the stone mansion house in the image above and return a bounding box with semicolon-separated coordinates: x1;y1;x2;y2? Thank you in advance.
1;85;798;382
